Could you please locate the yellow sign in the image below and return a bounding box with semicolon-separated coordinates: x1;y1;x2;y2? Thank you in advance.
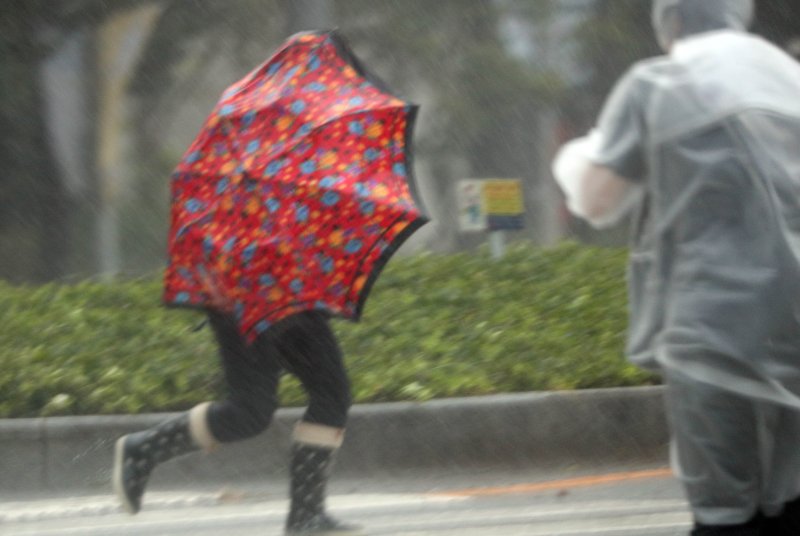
483;179;523;215
459;178;524;232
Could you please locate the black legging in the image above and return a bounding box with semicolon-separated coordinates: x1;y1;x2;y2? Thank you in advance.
205;310;352;443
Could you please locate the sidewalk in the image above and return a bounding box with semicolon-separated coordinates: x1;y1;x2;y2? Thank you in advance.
0;386;668;496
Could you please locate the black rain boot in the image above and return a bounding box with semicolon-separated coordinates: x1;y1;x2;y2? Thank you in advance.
766;495;800;535
284;423;362;535
113;402;217;514
691;512;765;535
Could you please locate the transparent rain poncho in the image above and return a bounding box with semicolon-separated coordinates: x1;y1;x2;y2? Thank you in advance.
568;0;800;407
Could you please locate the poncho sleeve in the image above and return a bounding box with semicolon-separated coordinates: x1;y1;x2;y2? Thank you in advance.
593;67;648;183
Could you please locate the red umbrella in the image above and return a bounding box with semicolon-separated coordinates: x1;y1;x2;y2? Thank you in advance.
163;30;428;341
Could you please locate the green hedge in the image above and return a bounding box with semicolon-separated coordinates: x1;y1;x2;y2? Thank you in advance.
0;242;656;418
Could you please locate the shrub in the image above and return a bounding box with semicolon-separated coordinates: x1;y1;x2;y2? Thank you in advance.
0;242;656;417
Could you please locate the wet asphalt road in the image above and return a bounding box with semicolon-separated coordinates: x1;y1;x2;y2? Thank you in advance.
2;463;690;536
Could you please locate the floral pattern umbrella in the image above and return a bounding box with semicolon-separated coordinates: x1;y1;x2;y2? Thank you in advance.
163;30;428;341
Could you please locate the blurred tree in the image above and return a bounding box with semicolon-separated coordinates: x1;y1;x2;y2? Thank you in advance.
1;2;72;281
0;0;145;282
754;0;800;57
283;0;334;33
338;0;565;249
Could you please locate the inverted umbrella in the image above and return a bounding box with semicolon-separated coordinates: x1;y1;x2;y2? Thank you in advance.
163;30;428;341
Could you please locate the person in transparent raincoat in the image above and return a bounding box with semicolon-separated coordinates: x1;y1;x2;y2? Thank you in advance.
552;1;800;534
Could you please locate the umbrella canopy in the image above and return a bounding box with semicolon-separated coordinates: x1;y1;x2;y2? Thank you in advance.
164;30;428;340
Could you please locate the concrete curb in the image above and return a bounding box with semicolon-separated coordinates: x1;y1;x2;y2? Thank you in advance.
0;386;668;495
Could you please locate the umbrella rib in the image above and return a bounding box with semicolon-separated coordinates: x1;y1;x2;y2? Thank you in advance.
348;211;428;320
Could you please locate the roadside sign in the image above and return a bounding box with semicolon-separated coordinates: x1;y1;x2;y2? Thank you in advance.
483;179;524;231
457;179;487;232
458;178;525;259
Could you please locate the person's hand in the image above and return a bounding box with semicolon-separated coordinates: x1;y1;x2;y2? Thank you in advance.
196;268;235;314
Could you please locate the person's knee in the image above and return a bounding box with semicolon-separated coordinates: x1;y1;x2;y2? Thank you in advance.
335;392;353;422
305;385;351;428
334;383;352;412
208;396;278;441
237;401;276;435
316;389;351;414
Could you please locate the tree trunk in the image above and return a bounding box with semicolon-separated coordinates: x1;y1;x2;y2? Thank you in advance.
0;4;71;282
32;74;73;281
91;4;163;279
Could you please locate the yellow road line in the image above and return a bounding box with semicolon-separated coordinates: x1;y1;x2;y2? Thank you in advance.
432;468;673;498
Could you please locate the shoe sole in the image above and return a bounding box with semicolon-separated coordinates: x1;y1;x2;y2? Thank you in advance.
112;436;137;515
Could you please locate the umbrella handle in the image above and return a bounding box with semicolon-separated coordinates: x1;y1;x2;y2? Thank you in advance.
195;266;235;314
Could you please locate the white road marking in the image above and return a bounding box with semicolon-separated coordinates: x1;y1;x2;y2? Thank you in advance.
2;494;691;536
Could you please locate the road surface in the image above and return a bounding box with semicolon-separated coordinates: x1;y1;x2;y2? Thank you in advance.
1;464;690;535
